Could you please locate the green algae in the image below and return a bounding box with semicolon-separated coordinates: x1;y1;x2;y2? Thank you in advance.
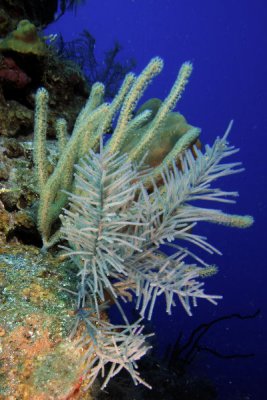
0;246;75;338
0;245;91;398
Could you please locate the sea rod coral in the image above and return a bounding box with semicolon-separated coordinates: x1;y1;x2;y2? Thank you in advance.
33;57;199;250
33;57;253;391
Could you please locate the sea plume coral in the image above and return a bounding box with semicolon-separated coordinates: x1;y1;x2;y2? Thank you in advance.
60;121;253;389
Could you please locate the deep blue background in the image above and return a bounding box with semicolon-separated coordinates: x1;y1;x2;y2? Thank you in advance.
46;1;266;398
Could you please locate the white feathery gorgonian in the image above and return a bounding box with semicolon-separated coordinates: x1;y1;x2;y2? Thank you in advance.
60;122;253;388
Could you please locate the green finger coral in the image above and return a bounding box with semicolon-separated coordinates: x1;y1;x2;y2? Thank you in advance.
33;57;199;249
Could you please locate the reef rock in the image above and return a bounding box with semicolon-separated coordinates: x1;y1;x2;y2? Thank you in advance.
0;244;94;399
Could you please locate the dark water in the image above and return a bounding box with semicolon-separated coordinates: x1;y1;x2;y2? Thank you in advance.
46;1;266;398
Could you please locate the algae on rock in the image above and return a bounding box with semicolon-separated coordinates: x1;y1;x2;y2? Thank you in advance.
0;244;93;399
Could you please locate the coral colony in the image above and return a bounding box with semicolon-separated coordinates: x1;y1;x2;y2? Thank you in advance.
33;58;253;389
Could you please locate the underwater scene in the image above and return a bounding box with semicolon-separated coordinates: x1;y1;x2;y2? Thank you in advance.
0;0;266;399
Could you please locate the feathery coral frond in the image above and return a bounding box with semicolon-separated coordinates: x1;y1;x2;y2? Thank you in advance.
60;148;146;311
61;122;253;388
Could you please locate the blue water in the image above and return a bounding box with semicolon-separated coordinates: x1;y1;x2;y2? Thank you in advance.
46;1;267;398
